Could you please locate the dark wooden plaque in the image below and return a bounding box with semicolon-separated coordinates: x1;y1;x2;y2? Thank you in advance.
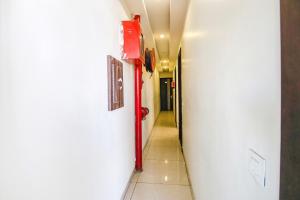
107;55;124;111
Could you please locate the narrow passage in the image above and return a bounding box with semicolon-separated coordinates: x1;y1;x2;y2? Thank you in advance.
125;111;193;200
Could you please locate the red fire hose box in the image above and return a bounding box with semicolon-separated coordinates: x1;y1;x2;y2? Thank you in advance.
121;16;145;64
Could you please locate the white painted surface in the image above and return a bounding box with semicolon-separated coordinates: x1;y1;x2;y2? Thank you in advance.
154;69;161;119
181;0;281;200
248;149;266;187
0;0;156;199
169;0;189;62
142;67;160;148
145;0;170;60
142;0;189;71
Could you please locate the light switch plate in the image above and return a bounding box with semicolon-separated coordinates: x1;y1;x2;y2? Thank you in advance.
248;149;266;187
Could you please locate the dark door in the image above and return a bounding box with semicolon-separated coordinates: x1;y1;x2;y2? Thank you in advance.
280;0;300;199
160;78;173;111
178;49;183;146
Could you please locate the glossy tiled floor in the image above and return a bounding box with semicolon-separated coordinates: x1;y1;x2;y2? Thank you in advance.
124;112;193;200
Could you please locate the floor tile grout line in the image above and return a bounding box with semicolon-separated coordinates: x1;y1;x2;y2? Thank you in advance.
130;112;192;199
135;181;191;186
128;119;156;199
129;181;137;200
144;158;186;163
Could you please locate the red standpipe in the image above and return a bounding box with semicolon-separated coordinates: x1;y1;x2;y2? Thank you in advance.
135;59;143;171
122;14;143;171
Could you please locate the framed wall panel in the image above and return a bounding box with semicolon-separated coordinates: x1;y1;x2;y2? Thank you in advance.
107;55;124;111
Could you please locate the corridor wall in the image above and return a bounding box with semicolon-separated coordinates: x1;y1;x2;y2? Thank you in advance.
142;67;160;148
181;0;281;200
0;0;156;199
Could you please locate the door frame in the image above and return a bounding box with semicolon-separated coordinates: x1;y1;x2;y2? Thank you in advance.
280;0;300;199
160;78;173;111
177;49;183;146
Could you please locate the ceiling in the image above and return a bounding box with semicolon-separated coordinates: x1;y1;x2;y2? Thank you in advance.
121;0;190;72
144;0;170;60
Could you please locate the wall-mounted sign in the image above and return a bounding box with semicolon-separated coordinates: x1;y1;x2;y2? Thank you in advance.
171;81;176;88
107;55;124;111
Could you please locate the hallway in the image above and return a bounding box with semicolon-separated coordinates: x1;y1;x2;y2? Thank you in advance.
1;0;298;199
124;112;193;200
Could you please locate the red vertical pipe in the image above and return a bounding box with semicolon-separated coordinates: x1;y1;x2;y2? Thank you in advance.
135;60;143;171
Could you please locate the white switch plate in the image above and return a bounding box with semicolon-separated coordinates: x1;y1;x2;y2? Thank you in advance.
248;149;266;187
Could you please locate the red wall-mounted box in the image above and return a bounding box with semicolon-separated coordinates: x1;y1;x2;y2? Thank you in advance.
121;19;144;63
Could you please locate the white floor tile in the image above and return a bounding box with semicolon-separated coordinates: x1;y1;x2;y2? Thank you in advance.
138;160;189;185
150;137;181;147
131;183;193;200
131;172;140;183
146;145;184;161
124;183;136;200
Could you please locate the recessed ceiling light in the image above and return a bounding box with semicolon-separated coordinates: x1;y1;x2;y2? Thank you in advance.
160;34;165;39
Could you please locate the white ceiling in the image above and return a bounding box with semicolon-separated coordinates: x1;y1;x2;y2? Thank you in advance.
120;0;190;71
144;0;170;60
169;0;190;63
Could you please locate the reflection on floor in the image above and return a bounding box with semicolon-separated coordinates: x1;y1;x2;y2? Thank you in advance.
124;112;193;200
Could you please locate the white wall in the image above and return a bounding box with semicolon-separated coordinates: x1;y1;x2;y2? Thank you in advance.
181;0;281;200
0;0;156;199
154;69;161;118
142;67;160;147
159;71;173;78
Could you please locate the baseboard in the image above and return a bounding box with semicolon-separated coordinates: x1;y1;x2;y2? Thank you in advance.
120;168;135;200
182;149;196;200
